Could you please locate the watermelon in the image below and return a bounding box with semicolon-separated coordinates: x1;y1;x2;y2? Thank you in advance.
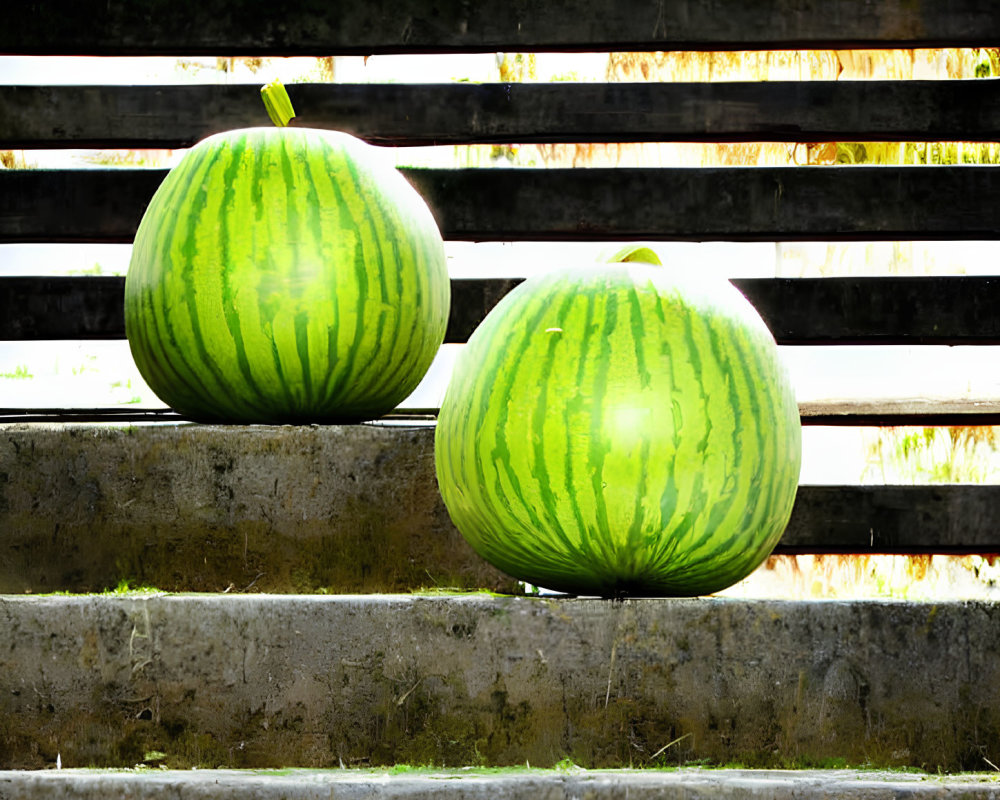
434;251;801;597
125;84;448;423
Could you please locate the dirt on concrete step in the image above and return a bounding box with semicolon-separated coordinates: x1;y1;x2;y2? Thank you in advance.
0;594;997;771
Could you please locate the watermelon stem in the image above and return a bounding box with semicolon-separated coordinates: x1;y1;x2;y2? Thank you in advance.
605;244;662;266
261;80;296;127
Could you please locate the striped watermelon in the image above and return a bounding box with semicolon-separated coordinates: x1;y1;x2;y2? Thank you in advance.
125;125;448;423
435;255;801;597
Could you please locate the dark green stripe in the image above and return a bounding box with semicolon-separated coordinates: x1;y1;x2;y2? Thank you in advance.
312;151;359;405
738;327;799;564
645;295;724;579
561;285;604;573
681;314;761;564
461;276;565;574
627;278;652;391
727;322;780;561
321;153;372;409
653;289;693;568
143;142;234;417
355;161;446;411
624;433;652;580
129;145;209;408
443;289;522;557
279;136;312;411
677;312;742;562
685;316;773;582
178;145;252;418
339;153;378;407
364;227;439;405
295;142;344;411
529;288;593;561
622;280;654;574
635;282;686;577
585;283;617;569
666;287;717;565
347;170;410;409
218;132;273;417
255;137;302;416
293;142;332;414
127;281;191;409
391;174;447;401
484;288;560;568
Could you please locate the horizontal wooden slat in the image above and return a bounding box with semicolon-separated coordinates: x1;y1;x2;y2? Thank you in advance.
7;401;1000;427
739;276;1000;346
799;399;1000;427
0;276;125;340
779;485;1000;555
5;81;1000;149
7;275;1000;346
2;0;998;55
0;169;164;244
0;276;524;344
0;408;186;424
5;166;1000;243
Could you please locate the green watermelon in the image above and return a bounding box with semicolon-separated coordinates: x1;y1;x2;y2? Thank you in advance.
434;252;801;597
125;89;448;423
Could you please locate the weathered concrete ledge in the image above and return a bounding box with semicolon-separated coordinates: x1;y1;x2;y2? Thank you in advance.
1;594;998;771
2;769;1000;800
0;423;515;594
7;421;1000;595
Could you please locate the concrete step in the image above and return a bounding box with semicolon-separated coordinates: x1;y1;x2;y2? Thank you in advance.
2;768;1000;799
10;421;1000;598
0;423;516;594
1;594;997;772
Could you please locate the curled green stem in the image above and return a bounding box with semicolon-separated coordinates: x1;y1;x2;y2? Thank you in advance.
261;79;296;127
606;244;663;265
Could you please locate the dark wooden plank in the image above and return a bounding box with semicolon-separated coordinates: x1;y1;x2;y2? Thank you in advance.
0;169;165;244
0;408;185;424
2;0;998;54
7;402;1000;427
0;276;125;340
445;278;525;344
735;277;1000;346
8;275;1000;346
0;275;527;343
799;399;1000;427
6;81;1000;149
414;166;1000;241
5;166;1000;243
777;485;1000;555
0;408;435;424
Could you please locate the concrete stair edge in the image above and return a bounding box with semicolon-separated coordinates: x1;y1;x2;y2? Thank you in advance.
2;768;1000;799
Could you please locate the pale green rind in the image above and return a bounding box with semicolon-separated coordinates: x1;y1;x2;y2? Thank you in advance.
435;264;801;598
125;127;449;423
